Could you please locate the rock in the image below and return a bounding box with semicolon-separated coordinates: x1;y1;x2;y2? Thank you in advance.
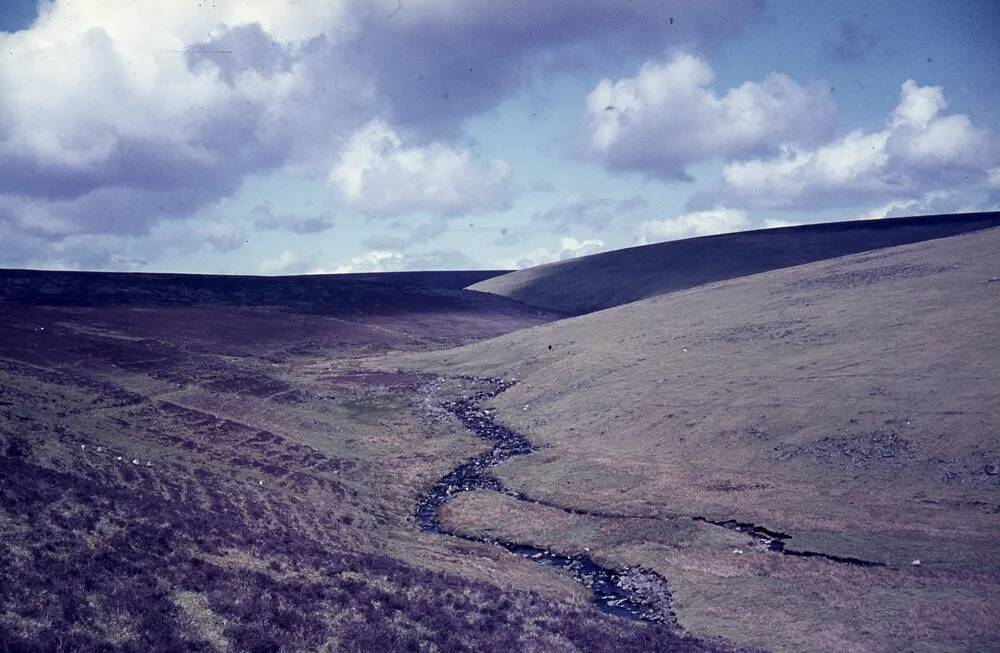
911;559;921;566
732;549;744;555
131;459;140;465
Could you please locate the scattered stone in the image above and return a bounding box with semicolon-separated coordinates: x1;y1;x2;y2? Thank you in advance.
911;559;921;566
732;549;744;555
131;459;140;465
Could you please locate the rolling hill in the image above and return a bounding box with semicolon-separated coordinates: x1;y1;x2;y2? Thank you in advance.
395;226;1000;652
469;211;1000;315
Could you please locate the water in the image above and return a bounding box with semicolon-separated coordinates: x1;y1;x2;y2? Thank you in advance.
414;377;674;623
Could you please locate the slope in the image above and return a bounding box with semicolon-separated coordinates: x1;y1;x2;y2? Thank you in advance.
469;211;1000;315
392;227;1000;652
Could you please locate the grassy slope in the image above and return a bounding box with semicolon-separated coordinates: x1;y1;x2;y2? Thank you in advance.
469;211;1000;315
393;228;1000;652
0;274;730;652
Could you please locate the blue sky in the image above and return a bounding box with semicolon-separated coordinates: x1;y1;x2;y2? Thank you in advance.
1;0;997;274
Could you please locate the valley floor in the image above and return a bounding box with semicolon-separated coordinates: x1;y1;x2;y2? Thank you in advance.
4;227;999;652
0;274;731;652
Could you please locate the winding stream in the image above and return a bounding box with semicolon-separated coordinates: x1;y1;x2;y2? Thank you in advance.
414;377;674;623
413;373;885;624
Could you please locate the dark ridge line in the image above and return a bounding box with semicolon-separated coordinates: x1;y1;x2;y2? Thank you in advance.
693;517;886;568
413;376;676;624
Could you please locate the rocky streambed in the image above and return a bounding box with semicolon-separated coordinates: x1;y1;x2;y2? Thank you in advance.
414;377;675;623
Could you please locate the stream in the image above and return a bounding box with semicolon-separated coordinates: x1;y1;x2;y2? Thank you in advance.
414;377;674;623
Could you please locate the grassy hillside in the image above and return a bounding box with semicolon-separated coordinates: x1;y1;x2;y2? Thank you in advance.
469;212;1000;315
393;228;1000;652
1;272;735;652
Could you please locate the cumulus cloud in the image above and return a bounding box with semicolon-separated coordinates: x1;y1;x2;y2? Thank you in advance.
331;250;404;274
328;247;480;274
251;202;334;234
349;1;764;135
719;80;999;209
586;52;837;179
636;208;750;244
0;3;357;261
859;191;996;220
506;237;606;269
534;194;647;231
329;120;512;216
762;218;802;229
259;250;312;275
0;0;763;268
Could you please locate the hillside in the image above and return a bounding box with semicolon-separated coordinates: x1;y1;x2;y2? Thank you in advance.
3;271;732;652
393;227;1000;652
469;211;1000;314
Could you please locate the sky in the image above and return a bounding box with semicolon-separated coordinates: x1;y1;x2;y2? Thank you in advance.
0;0;998;274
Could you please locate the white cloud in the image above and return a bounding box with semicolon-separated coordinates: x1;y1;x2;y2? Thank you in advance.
0;4;361;250
332;250;404;274
1;1;762;267
506;237;606;269
858;190;996;220
328;120;511;216
762;218;801;229
585;52;836;178
326;247;481;273
636;208;750;244
259;250;309;275
720;80;998;209
890;80;946;130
